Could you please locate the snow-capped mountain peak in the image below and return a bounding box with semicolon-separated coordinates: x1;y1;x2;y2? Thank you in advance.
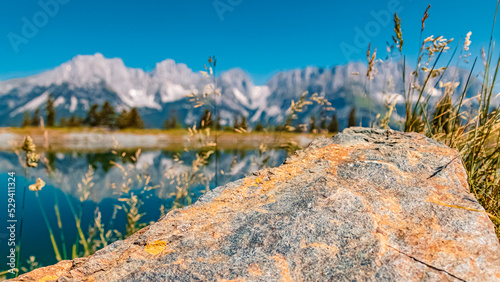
0;54;485;128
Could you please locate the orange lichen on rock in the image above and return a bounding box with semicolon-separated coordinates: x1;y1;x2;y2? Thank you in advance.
11;260;72;282
38;275;58;282
273;253;292;282
144;240;168;255
301;242;339;255
248;263;262;276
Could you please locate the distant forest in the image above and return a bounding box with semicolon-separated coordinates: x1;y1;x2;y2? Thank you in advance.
20;95;358;133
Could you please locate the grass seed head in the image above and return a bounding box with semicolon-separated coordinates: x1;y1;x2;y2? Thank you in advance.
394;13;403;52
22;136;36;152
421;5;431;32
29;178;45;192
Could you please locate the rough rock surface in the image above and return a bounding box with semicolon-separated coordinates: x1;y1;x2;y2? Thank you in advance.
14;128;500;281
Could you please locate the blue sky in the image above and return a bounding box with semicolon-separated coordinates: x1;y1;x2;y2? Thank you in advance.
0;0;498;84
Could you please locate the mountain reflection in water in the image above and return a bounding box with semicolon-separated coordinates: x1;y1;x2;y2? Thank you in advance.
0;148;287;273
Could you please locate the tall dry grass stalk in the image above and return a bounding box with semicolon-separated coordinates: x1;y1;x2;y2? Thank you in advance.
7;4;500;277
383;2;500;238
366;44;377;126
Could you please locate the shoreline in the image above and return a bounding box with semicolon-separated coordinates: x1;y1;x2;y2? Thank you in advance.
0;127;328;151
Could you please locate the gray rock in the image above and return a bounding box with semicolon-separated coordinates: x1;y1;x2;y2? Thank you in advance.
14;128;500;281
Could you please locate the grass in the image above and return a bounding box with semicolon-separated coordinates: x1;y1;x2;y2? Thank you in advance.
0;126;328;137
3;3;500;279
377;2;500;238
1;89;325;278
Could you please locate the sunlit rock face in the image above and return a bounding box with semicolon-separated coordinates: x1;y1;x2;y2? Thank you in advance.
15;128;500;281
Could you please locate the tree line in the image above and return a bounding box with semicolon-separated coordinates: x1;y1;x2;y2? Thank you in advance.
21;95;144;129
21;94;359;133
184;107;358;133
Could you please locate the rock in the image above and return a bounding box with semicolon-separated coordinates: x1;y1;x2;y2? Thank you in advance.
14;128;500;281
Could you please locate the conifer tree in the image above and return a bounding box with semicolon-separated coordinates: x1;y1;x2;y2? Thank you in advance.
309;116;317;133
320;102;328;130
99;101;116;128
215;116;221;131
254;122;264;132
239;115;248;130
328;114;339;133
68;116;83;127
126;108;144;129
86;104;100;127
164;112;178;129
59;117;68;127
276;115;294;132
117;110;129;129
170;115;177;129
320;118;327;130
21;111;31;128
164;116;178;129
348;107;357;128
199;109;213;129
46;94;56;127
31;109;41;127
164;118;171;129
233;115;240;130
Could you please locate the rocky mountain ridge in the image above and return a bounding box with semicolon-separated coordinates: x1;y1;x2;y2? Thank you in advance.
0;54;483;128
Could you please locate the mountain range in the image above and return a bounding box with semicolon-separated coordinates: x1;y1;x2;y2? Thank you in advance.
0;53;485;129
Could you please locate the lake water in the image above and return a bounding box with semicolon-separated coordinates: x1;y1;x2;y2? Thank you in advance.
0;147;287;276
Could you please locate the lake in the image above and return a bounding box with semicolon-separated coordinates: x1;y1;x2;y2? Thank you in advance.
0;147;288;276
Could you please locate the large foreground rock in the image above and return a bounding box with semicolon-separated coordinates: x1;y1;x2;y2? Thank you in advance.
15;128;500;281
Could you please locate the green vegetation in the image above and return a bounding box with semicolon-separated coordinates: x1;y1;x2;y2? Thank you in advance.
21;95;56;128
116;109;129;129
199;109;213;129
125;108;144;129
99;101;116;127
254;122;265;132
46;94;56;127
32;109;40;127
84;103;143;129
308;116;317;133
163;113;179;129
60;115;84;127
85;104;99;127
17;93;344;133
328;114;339;133
375;3;500;238
4;2;500;279
233;115;248;131
348;107;357;127
21;97;146;130
21;112;30;128
21;109;41;128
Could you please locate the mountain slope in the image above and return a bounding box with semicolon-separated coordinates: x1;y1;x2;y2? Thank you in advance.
0;53;484;129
